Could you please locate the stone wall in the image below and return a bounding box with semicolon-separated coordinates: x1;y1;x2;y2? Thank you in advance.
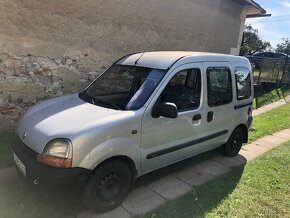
0;52;100;131
0;0;245;131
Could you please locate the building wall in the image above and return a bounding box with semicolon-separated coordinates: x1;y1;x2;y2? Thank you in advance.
0;0;244;131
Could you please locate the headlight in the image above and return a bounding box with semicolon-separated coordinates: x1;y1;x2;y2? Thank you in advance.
37;139;73;168
43;139;72;158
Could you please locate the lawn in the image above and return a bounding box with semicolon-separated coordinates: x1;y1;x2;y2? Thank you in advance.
139;141;290;218
249;103;290;142
254;84;290;109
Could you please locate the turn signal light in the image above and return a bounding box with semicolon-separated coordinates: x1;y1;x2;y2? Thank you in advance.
37;154;72;168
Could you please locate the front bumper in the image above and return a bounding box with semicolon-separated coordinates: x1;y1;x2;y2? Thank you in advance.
11;137;91;193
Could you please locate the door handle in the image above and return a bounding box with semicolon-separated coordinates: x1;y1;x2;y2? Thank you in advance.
207;111;214;122
192;114;202;121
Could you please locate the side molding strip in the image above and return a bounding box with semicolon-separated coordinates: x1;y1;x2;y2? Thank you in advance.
234;102;253;110
146;130;228;159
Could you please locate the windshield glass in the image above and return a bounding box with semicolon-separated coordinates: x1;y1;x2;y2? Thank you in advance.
80;65;167;110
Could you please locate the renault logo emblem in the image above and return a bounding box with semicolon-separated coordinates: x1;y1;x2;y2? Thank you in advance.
22;131;27;140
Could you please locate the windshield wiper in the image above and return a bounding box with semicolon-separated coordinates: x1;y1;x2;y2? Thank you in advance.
79;92;120;110
92;97;121;110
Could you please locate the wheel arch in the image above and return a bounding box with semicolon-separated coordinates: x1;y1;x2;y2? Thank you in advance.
95;155;138;179
235;124;248;143
80;137;141;174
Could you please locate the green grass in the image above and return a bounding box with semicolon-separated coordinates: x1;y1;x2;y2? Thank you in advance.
0;130;15;169
254;85;290;109
139;141;290;218
249;103;290;142
254;88;282;109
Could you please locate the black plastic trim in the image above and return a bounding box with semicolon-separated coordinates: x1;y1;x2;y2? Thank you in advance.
234;102;253;110
167;56;188;70
12;137;91;191
112;52;139;65
146;130;228;159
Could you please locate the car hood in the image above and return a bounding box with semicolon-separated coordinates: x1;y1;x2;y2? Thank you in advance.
17;94;132;153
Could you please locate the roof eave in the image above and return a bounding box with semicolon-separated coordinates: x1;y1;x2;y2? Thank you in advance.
246;13;271;18
243;0;267;14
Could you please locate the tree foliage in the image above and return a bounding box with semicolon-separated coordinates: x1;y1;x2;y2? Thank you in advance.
276;38;290;55
239;25;271;56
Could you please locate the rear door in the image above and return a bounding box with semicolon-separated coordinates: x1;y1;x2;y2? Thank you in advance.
203;62;235;145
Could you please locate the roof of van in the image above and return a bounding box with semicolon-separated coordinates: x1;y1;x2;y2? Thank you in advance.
116;51;249;70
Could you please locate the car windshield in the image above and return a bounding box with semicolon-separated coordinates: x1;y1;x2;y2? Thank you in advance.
79;65;167;110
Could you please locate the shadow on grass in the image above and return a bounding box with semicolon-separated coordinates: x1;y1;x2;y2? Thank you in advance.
0;172;85;218
0;130;86;217
135;147;245;186
134;148;246;218
138;167;245;218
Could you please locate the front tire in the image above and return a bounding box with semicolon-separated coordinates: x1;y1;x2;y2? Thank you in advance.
223;127;244;157
82;160;133;213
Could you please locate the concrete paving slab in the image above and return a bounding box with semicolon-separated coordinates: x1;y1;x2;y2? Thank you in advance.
262;135;288;145
253;100;285;116
212;154;247;168
122;186;165;215
0;167;17;182
194;160;231;177
77;206;131;218
242;143;270;155
280;129;290;135
273;132;290;139
253;138;277;148
173;166;213;186
239;148;259;161
148;175;191;200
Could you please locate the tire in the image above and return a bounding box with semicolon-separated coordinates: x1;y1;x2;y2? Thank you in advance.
223;127;244;157
82;160;133;213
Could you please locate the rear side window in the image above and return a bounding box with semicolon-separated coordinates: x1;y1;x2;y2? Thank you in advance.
207;67;232;107
235;67;252;100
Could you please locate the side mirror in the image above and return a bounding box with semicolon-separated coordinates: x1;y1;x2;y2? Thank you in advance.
153;102;178;118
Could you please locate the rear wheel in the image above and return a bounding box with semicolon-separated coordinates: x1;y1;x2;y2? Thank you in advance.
223;127;244;157
82;160;133;213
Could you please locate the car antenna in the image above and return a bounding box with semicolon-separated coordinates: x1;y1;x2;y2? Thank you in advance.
135;45;151;65
135;53;145;65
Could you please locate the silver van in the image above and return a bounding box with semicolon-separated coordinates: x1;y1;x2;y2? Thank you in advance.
12;51;253;212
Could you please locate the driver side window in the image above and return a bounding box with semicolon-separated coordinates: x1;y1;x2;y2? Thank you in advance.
160;69;201;111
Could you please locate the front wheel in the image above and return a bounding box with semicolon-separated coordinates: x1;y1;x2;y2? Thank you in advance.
82;160;133;213
223;127;244;157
